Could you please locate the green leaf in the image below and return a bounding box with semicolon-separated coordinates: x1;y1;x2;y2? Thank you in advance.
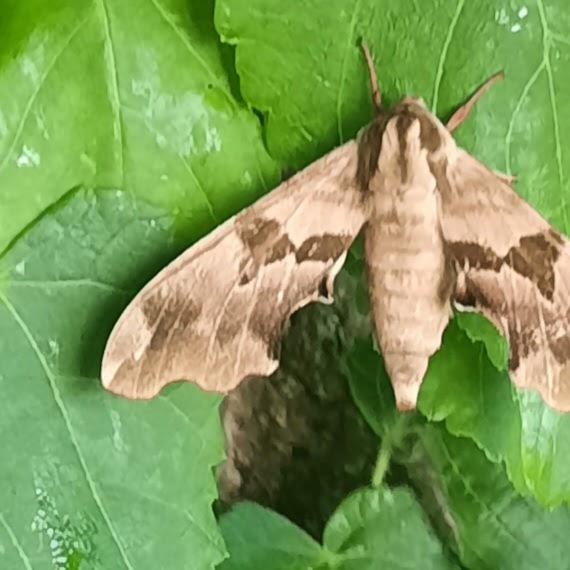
419;321;523;478
215;0;570;505
218;503;330;570
417;427;570;570
350;319;570;507
0;190;226;569
215;0;570;224
419;321;570;506
219;491;454;570
345;337;396;439
215;0;465;168
323;487;456;570
0;0;278;252
454;313;508;372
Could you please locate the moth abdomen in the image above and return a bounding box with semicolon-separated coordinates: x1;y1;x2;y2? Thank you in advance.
365;226;452;411
381;352;431;411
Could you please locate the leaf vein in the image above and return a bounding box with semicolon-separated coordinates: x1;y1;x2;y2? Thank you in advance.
147;0;235;109
431;0;465;113
505;61;545;174
0;514;33;570
436;433;543;561
180;156;217;223
4;278;132;295
0;15;88;173
96;0;126;186
537;0;569;231
336;0;363;142
0;293;133;570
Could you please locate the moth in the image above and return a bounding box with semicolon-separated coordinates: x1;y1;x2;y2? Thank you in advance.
102;45;570;412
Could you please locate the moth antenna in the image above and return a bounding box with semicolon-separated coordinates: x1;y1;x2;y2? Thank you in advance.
360;41;383;114
446;71;505;133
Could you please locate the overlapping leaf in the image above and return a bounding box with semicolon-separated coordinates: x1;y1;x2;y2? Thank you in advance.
417;428;570;570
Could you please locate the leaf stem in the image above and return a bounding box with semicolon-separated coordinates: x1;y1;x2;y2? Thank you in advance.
371;414;413;488
372;437;392;488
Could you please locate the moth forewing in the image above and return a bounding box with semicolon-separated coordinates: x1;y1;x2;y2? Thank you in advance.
101;142;366;400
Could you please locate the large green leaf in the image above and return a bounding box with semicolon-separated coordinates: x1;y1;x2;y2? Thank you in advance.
0;1;281;567
0;0;277;252
322;487;455;570
218;503;330;570
216;0;570;504
0;189;226;569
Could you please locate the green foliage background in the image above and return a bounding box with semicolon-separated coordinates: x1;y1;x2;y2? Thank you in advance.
1;0;570;568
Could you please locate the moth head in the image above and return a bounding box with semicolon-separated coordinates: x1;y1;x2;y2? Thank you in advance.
392;96;446;154
393;97;436;126
399;95;427;109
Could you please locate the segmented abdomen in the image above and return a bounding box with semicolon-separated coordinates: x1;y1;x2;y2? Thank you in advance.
364;184;452;409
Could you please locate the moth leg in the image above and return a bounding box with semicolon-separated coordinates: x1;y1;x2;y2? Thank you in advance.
318;251;347;304
360;41;382;114
494;170;517;186
446;71;504;133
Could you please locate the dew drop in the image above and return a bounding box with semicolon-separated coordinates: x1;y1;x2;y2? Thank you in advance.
16;145;40;168
495;8;509;25
48;339;59;356
15;260;26;275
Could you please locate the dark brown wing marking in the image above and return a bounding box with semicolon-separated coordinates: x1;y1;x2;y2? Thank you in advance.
449;230;563;302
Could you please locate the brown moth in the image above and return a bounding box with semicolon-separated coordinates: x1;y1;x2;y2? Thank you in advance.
102;46;570;412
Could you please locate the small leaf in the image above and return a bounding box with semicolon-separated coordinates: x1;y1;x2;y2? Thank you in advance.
345;337;395;438
324;487;456;570
218;503;331;570
419;321;522;470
